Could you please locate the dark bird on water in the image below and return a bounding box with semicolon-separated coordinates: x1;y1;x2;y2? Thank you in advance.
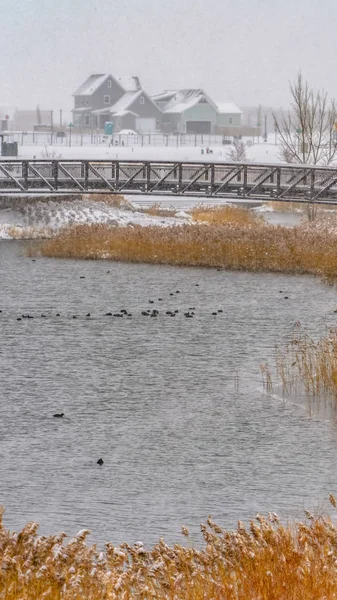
53;413;64;418
97;458;104;465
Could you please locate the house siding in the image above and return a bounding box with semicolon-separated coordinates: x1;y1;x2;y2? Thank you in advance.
113;113;136;132
216;113;241;127
73;76;125;128
128;94;162;126
181;103;217;133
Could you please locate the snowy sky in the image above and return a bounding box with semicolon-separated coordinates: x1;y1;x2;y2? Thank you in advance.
0;0;335;114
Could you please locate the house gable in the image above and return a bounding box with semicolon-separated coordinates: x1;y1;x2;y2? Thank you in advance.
73;74;125;112
128;92;162;119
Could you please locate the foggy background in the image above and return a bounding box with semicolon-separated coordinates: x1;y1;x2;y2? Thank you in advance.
0;0;335;113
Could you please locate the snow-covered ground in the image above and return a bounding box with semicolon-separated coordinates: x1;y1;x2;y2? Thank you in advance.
0;196;194;240
16;139;281;164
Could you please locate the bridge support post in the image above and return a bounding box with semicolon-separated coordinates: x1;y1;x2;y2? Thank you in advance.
276;168;281;197
22;161;28;189
243;165;247;196
52;160;58;190
178;163;183;193
83;161;89;190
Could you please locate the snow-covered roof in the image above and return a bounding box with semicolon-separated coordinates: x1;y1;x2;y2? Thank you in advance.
165;96;202;113
152;90;177;102
73;74;109;96
73;107;93;113
116;76;141;92
109;91;142;114
162;89;217;114
216;102;242;114
91;107;111;115
113;110;138;117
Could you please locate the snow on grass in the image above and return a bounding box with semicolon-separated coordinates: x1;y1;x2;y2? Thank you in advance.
17;141;284;164
0;196;193;240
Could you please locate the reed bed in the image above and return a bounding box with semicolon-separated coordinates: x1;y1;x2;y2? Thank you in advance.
83;194;135;210
190;204;259;225
137;203;178;217
275;323;337;400
2;500;337;599
33;217;337;281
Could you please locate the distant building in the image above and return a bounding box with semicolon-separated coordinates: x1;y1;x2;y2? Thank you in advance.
72;74;162;133
72;74;246;135
10;109;53;131
215;103;242;132
152;89;242;134
152;89;218;134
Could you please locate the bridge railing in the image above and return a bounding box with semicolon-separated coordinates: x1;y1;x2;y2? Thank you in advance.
0;159;337;203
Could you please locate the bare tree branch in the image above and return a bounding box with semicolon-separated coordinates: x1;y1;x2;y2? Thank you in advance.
226;139;247;162
273;72;337;165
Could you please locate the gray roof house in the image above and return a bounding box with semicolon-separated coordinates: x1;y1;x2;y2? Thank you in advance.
152;89;218;134
152;89;242;134
215;102;242;132
72;74;162;133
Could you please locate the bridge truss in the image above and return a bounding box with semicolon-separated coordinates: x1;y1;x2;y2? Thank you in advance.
1;159;337;203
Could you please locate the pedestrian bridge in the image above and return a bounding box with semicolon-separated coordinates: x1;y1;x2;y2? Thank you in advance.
1;159;337;203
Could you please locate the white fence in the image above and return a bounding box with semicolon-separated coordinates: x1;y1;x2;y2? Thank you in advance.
1;131;261;148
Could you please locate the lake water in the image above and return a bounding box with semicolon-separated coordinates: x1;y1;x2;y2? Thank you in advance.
1;240;337;547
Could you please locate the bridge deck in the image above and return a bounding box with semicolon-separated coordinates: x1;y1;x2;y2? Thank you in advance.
0;159;337;203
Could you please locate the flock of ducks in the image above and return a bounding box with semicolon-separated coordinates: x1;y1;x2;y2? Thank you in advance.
8;273;227;467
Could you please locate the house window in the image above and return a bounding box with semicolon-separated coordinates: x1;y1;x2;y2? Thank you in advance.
229;117;233;124
104;95;110;104
84;115;90;126
140;96;145;104
85;99;89;106
107;80;112;88
80;99;85;106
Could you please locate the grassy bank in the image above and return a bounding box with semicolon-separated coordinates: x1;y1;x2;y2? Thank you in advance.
32;216;337;281
2;501;337;599
275;324;337;400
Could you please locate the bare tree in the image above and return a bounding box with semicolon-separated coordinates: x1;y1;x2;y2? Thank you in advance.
226;139;247;162
273;73;337;165
41;145;62;160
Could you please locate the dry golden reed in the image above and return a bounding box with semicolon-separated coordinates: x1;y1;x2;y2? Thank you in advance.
2;500;337;599
83;193;134;210
276;323;337;400
137;203;178;217
33;216;337;282
191;204;259;225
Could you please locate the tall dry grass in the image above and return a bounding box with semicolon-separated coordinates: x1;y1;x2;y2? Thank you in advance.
190;204;259;225
31;218;337;282
137;203;178;217
2;500;337;599
83;194;135;210
276;323;337;400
